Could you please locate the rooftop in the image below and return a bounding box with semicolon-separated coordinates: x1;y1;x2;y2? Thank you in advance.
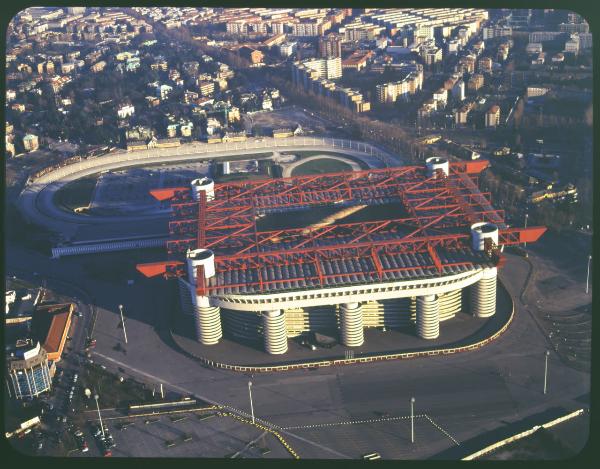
138;162;545;296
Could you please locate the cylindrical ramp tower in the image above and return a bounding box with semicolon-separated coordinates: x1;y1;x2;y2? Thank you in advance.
192;295;222;345
186;248;216;284
340;302;364;347
425;157;449;179
470;223;499;318
416;295;440;339
263;310;288;354
190;177;215;202
471;267;498;318
186;249;222;345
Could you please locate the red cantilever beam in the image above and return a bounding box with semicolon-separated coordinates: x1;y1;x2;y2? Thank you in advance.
136;260;185;277
450;160;489;174
500;226;547;244
149;187;190;201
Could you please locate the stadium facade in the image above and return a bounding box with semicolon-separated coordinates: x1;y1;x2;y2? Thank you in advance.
138;158;545;355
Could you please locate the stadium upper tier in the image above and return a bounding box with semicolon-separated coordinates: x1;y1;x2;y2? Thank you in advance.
137;159;545;297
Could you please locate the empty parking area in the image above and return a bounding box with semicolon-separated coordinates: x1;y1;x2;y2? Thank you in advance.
104;412;292;458
90;162;210;214
286;415;459;459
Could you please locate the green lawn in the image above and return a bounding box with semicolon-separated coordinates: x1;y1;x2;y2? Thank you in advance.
79;363;155;411
283;151;371;170
53;176;98;212
257;202;408;232
291;158;354;176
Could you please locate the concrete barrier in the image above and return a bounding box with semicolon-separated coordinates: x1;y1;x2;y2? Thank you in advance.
461;408;585;460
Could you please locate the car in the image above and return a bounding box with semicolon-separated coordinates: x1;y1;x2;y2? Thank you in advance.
105;431;116;448
100;435;113;456
73;374;78;383
74;430;89;453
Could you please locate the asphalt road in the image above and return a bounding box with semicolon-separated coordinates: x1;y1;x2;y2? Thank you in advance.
5;241;590;459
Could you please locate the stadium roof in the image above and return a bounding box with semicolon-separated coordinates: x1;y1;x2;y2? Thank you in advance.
137;161;546;295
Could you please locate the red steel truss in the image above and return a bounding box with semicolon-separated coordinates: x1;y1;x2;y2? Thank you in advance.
137;162;547;294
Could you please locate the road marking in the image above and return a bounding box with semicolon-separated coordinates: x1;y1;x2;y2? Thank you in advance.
230;430;268;459
92;351;350;458
282;414;427;430
424;415;460;446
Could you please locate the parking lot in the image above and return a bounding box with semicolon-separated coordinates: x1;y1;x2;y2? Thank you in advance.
281;414;459;459
89;162;210;215
82;411;292;458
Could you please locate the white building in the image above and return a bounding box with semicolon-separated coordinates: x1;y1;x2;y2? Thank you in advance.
279;41;297;57
525;42;543;54
158;84;174;99
292;56;342;83
117;104;135;119
527;86;549;98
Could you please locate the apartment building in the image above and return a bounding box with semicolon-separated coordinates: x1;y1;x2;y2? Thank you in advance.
318;33;342;58
485;105;501;127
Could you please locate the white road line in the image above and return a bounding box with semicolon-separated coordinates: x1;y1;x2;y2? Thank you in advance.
424;415;460;446
230;430;268;459
92;351;350;459
282;414;428;430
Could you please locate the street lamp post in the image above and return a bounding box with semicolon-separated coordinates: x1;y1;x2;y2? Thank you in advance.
248;381;254;425
94;394;105;437
248;381;255;424
543;350;550;395
118;304;128;344
410;397;415;443
586;255;592;294
523;213;529;248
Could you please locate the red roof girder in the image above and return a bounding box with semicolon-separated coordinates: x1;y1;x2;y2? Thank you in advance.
166;208;506;256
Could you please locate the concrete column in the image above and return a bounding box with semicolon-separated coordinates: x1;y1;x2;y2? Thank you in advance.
416;294;440;340
192;295;222;345
263;310;288;355
178;277;194;316
23;368;33;398
12;371;22;399
340;302;364;347
471;267;498;318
